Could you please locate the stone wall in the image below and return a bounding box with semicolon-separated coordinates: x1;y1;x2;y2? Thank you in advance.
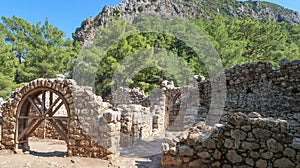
112;87;150;107
161;60;299;135
162;112;300;168
0;77;120;159
0;59;299;162
150;88;167;132
165;87;202;132
32;120;67;140
161;60;300;167
117;104;152;145
195;60;300;137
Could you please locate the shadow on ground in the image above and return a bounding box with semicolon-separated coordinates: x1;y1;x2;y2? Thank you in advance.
119;133;164;168
29;150;66;157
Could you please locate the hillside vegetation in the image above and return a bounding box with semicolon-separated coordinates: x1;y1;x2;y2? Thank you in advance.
0;0;299;99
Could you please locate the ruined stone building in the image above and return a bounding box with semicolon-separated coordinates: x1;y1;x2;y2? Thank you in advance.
0;60;299;167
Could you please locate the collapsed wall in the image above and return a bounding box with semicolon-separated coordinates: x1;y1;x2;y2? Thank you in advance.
0;59;299;163
196;60;300;136
112;87;150;107
162;112;300;167
117;104;153;145
161;59;300;167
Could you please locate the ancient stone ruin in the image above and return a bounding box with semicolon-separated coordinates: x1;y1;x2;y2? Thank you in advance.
0;59;299;167
162;112;299;167
161;59;300;167
0;76;120;159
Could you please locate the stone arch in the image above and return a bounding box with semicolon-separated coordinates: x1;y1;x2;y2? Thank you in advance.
16;87;71;151
168;92;181;127
164;88;181;129
1;77;120;159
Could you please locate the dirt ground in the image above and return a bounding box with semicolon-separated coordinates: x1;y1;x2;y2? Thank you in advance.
0;136;163;168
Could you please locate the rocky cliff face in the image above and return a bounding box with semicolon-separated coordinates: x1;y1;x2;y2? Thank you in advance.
73;0;300;44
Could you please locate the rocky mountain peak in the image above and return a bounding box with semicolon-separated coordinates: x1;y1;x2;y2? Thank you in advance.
73;0;300;44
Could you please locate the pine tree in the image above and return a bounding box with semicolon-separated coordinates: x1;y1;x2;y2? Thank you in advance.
0;24;17;98
1;16;79;84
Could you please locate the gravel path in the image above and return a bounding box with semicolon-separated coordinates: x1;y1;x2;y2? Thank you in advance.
0;135;163;168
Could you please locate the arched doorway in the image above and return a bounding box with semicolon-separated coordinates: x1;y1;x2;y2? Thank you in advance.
16;88;69;152
1;78;120;159
167;92;181;130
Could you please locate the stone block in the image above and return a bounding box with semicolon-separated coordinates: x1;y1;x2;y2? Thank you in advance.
161;155;182;167
241;142;260;150
267;138;283;153
226;150;242;164
261;151;273;160
274;158;294;168
188;159;205;168
197;151;210;160
178;145;194;157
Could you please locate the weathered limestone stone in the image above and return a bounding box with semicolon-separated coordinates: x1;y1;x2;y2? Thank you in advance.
213;149;222;160
267;138;283;153
161;155;182;167
211;161;221;168
224;138;234;149
241;125;252;132
202;138;216;149
182;157;191;163
261;151;273;160
164;136;177;147
248;112;262;118
241;141;260;150
282;134;294;144
231;129;247;140
246;158;254;166
197;151;210;160
178;131;189;142
222;164;232;168
169;147;177;156
227;112;247;126
274;158;294;168
283;148;296;158
253;128;272;140
226;150;242;164
178;145;194;157
187;133;202;145
255;159;267;168
188;159;205;168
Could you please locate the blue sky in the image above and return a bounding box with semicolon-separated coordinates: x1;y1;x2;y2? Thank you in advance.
0;0;299;39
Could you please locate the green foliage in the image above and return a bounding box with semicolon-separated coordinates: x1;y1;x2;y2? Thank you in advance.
0;16;79;98
1;16;79;84
0;26;17;98
194;15;297;68
89;18;199;97
0;13;299;100
0;74;17;98
88;15;300;98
